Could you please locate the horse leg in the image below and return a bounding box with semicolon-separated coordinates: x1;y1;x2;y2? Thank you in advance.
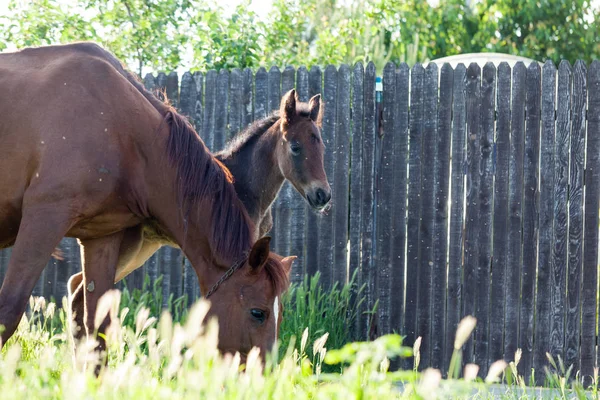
67;272;85;342
0;206;72;347
79;231;124;360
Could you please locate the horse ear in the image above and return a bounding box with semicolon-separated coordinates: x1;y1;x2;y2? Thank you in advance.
280;256;297;278
280;89;297;130
249;237;271;272
308;94;323;127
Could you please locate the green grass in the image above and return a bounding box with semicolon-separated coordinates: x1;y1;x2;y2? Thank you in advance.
0;276;598;399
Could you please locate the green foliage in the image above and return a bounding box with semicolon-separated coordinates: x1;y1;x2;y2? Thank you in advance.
2;0;599;74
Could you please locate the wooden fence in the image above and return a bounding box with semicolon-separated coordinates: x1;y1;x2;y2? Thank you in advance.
1;60;599;384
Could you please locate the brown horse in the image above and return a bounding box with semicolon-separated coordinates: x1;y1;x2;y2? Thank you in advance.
66;86;330;340
0;42;293;362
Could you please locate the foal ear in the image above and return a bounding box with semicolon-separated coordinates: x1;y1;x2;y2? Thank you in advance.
280;256;297;278
308;94;322;126
249;237;271;272
280;89;297;130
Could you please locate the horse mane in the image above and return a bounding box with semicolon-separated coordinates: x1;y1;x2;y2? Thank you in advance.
264;258;290;296
216;104;315;159
74;42;254;260
163;111;253;259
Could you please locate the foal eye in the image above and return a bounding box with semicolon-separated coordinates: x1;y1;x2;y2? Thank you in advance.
290;142;301;155
250;308;266;324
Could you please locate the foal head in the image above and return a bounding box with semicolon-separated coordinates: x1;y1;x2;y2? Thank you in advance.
205;237;294;362
276;89;332;212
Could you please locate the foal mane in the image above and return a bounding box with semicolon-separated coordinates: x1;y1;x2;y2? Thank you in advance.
216;104;315;159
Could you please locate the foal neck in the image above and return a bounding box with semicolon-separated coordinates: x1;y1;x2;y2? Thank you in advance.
218;123;285;221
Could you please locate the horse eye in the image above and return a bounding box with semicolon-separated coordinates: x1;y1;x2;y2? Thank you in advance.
250;308;266;324
290;142;301;155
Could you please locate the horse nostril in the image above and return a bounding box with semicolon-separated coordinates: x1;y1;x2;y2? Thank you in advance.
316;188;330;205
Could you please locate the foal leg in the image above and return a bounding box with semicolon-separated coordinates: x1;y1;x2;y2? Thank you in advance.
0;206;72;346
79;231;124;356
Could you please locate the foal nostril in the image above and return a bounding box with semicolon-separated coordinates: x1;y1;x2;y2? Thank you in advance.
316;188;330;205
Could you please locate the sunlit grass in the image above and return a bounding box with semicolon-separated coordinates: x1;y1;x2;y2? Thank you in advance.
0;275;598;399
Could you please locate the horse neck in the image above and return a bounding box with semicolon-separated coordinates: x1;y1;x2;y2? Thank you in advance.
221;124;286;222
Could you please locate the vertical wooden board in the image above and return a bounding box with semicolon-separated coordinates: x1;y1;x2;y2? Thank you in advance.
144;73;156;94
317;65;337;289
169;250;184;300
156;72;168;102
180;72;197;122
333;64;351;285
462;63;481;364
159;247;172;309
360;62;376;339
349;62;364;337
583;61;600;383
254;67;268;121
193;72;204;134
533;61;556;384
296;67;309;102
431;63;452;371
289;66;309;280
504;62;526;368
416;62;438;369
276;66;296;260
166;72;179;108
267;66;281;113
183;258;199;303
445;63;466;371
202;70;217;150
242;68;253;127
213;70;229;151
43;258;57;300
566;60;586;373
305;67;322;277
405;63;424;363
474;62;495;376
145;252;160;289
390;63;409;338
375;62;396;336
519;62;541;381
551;61;571;362
229;68;243;139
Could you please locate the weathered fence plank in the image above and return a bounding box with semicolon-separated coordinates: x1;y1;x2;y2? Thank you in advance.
551;61;572;362
489;63;511;368
213;70;229;151
519;62;540;383
360;62;376;339
315;66;337;289
566;60;586;373
445;63;466;372
375;62;396;336
474;62;495;376
254;67;268;121
349;62;364;338
389;63;409;340
533;61;557;382
242;68;253;127
305;66;322;277
416;62;438;369
333;64;350;285
228;68;243;139
289;66;309;281
430;63;452;371
166;72;179;107
583;61;600;383
192;71;204;133
202;70;217;150
505;62;526;370
462;63;481;365
405;63;424;367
